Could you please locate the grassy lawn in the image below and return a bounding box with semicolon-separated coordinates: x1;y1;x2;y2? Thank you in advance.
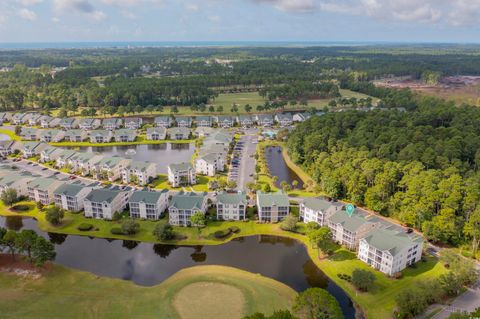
151;174;212;192
0;128;20;141
50;136;194;147
0;264;296;319
0;201;447;318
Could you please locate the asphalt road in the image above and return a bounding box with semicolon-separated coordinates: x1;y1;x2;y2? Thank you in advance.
229;128;258;191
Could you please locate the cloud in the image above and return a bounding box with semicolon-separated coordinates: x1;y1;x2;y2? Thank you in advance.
185;3;199;11
17;0;43;5
208;15;220;22
101;0;163;6
53;0;106;21
253;0;316;13
251;0;480;26
18;8;37;20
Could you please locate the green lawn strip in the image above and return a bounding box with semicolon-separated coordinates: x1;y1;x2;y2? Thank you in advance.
151;174;212;192
0;264;295;319
0;201;447;318
0;128;20;141
50;138;194;147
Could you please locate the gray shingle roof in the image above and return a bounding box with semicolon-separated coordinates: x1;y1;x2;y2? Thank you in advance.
129;190;167;204
169;191;206;210
362;226;423;256
328;209;374;232
53;183;88;197
217;191;247;205
302;197;334;211
168;162;193;172
86;188;123;203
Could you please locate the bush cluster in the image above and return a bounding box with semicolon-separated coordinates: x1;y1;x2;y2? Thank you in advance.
77;223;94;231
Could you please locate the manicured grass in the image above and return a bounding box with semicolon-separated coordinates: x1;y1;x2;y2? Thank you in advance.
0;128;20;141
0;264;296;319
152;174;212;192
211;92;267;109
0;201;448;318
50;136;194;147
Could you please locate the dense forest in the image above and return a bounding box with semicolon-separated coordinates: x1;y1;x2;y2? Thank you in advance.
287;98;480;252
1;45;480;111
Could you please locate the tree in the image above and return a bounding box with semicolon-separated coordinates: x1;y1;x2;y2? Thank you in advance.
58;108;68;118
208;105;215;112
292;180;299;188
464;208;480;256
45;206;64;225
351;269;376;292
171;106;179;113
243;310;297;319
216;105;224;112
307;227;332;253
293;288;343;319
262;183;271;193
121;219;140;235
15;229;38;260
31;236;56;267
244;104;252;113
14;125;22;135
280;214;298;232
190;212;206;231
1;188;17;207
227;180;237;189
2;230;18;260
396;288;428;318
153;223;175;241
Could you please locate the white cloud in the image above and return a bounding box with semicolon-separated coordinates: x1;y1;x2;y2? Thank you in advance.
101;0;163;6
51;16;60;22
121;10;137;19
208;15;220;22
53;0;106;21
185;3;199;11
251;0;480;26
18;8;37;20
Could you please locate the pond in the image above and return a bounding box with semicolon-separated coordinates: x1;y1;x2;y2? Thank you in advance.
0;216;356;319
265;145;304;189
61;143;195;174
0;134;10;141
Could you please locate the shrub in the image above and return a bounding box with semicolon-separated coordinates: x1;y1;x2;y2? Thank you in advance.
11;204;31;212
153;223;174;241
214;229;232;239
392;272;403;279
121;219;140;235
110;227;124;235
77;223;94;231
229;226;240;233
351;269;376;292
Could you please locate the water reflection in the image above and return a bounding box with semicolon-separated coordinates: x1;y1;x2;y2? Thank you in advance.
265;146;304;189
0;216;355;318
62;143;195;174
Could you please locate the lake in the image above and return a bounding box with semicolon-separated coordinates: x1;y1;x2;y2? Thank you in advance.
265;145;304;189
62;143;195;174
0;216;356;318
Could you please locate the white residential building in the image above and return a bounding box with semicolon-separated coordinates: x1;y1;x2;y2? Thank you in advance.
275;113;293;127
64;129;88;142
39;129;65;142
121;161;157;186
27;177;65;205
84;187;133;220
300;197;342;227
168;191;208;226
167;162;196;187
358;226;424;275
92;157;131;182
0;171;37;197
195;153;224;177
54;183;93;212
256;191;290;223
128;189;169;220
89;130;113;143
155;116;172;127
124;117;143;130
167;127;190;140
216;191;248;221
195;116;212;127
102;118;122;130
78;118;101;130
114;129;137;142
146;127;166;140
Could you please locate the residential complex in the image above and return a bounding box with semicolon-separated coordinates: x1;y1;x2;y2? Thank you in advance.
256;191;290;222
167;162;196;187
168;191;208;226
128;189;168;220
216;191;247;221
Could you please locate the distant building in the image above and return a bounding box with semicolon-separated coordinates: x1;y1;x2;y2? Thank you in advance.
89;130;113;143
293;112;311;122
0;170;36;197
20;127;39;140
175;116;192;127
255;114;274;127
78;118;101;130
155;116;172;128
195;116;212;127
59;118;78;130
146;127;166;140
63;129;88;142
167;127;191;140
21;141;48;158
128;189;169;220
124;117;143;130
237;115;253;127
102;118;123;130
168;191;208;226
274;113;293;127
167;162;196;187
216;191;248;221
39;129;65;142
113;129;137;142
256;191;290;223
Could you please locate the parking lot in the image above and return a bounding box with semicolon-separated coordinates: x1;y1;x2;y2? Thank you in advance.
228;128;258;190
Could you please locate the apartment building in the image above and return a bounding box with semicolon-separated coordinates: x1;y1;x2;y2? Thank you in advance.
195;153;224;177
84;187;133;220
121;161;157;186
128;189;169;220
300;197;342;227
175;116;192;127
124;117;143;130
146;127;166;140
92;156;131;182
256;191;290;223
168;191;208;226
102;118;123;130
216;191;248;221
114;129;137;142
78;118;101;130
167;127;190;140
27;177;65;205
89;130;113;143
195;116;212;127
54;183;93;212
64;129;88;142
59;118;78;130
39;129;65;142
274;113;293;127
155;116;172;128
167;162;196;187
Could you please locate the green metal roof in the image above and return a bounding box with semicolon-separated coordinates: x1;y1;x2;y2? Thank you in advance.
53;183;88;197
28;177;63;192
362;226;423;256
328;210;373;232
86;188;123;203
198;153;218;164
302;197;334;211
168;162;193;172
129;190;167;204
147;127;166;134
217;191;247;205
169;191;206;210
257;191;289;207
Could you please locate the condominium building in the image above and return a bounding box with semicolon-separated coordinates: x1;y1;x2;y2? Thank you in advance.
54;183;93;212
255;114;274;127
154;116;172;127
84;187;133;220
195;116;212;127
114;129;137;142
63;129;88;142
128;189;169;220
146;127;166;140
327;210;379;251
92;156;131;182
0;171;37;197
300;197;342;227
102;118;122;130
195;153;224;177
167;127;191;140
124;117;143;130
216;191;248;221
256;191;290;222
89;130;113;143
27;177;65;205
175;116;192;127
274;113;293;127
121;161;157;186
59;118;78;130
39;129;65;142
358;226;424;275
78;118;101;130
168;191;208;226
20;127;39;140
167;162;196;187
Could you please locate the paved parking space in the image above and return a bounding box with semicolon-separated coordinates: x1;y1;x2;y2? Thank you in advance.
229;128;258;190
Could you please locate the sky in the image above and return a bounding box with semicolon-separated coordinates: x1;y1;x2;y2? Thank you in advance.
0;0;479;43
